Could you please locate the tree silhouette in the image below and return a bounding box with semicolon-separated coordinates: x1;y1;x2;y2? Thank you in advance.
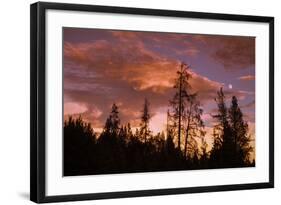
229;96;253;165
140;98;152;143
210;88;235;167
64;116;96;176
103;103;120;135
184;93;205;158
170;62;192;150
210;88;253;168
169;62;205;161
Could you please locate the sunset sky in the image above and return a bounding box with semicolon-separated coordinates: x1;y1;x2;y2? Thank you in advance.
63;27;255;147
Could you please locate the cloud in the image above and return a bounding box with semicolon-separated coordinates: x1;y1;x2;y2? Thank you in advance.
63;29;254;131
224;90;254;101
64;102;88;115
174;47;200;57
241;100;255;109
238;75;255;81
111;30;200;58
213;39;255;69
193;35;255;70
188;70;222;102
64;38;172;127
150;109;167;134
64;39;219;129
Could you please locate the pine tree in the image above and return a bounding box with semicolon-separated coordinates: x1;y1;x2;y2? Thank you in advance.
170;62;192;151
229;96;253;165
211;88;235;167
169;62;204;158
183;94;205;158
140;98;151;143
209;127;223;167
104;103;120;136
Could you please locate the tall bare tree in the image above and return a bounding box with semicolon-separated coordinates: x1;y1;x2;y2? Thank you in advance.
170;62;191;150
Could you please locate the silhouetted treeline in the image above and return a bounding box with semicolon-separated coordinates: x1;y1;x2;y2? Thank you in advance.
209;88;254;168
64;62;254;176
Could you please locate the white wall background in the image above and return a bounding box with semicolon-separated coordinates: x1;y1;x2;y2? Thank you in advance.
0;0;278;204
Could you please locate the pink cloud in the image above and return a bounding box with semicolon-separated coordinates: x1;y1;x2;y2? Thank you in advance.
64;102;88;115
238;75;255;81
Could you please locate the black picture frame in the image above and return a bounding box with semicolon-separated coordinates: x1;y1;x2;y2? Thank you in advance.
30;1;274;203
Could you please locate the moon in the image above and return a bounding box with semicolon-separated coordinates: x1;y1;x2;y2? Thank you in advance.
228;84;233;89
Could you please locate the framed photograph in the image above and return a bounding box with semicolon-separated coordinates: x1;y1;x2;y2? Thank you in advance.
30;2;274;203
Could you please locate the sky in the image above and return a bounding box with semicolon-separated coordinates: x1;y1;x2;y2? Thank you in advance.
63;27;255;147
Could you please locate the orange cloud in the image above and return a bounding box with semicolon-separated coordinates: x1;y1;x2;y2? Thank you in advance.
238;75;255;81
